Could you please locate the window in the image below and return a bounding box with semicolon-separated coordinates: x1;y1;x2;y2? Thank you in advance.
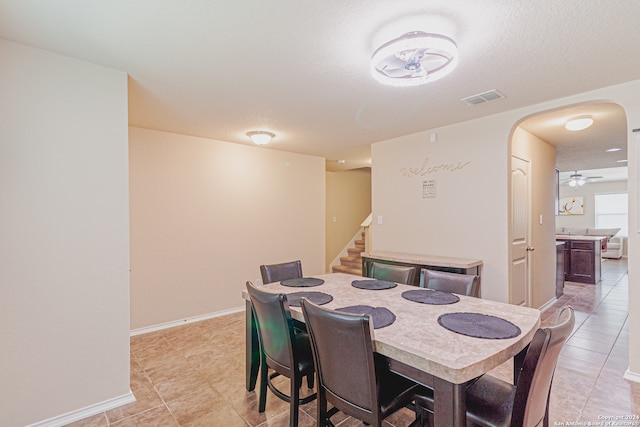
595;193;628;237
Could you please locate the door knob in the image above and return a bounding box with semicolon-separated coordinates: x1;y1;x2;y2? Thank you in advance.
526;246;535;251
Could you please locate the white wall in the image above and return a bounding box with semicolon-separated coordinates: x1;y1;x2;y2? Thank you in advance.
371;80;640;378
0;40;130;426
629;130;640;380
129;127;326;329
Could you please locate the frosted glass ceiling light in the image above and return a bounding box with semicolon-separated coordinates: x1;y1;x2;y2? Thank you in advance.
247;131;275;145
370;32;458;87
565;116;593;131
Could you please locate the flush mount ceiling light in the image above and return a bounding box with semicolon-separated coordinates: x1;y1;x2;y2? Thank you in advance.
565;116;593;131
370;31;458;87
247;131;275;145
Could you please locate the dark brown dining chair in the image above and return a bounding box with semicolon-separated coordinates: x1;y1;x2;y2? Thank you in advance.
260;260;303;284
300;298;420;427
412;306;575;427
245;281;316;427
369;261;416;285
419;268;480;297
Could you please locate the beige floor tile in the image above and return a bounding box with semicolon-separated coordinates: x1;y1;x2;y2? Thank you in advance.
105;372;164;424
110;406;178;426
164;387;232;425
62;412;108;427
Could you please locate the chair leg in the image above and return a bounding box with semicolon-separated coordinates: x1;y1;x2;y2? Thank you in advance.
290;377;300;427
409;404;432;427
317;391;327;427
258;358;268;413
306;372;314;389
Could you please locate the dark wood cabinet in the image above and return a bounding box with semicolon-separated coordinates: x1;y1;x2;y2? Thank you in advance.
556;242;565;297
556;238;603;284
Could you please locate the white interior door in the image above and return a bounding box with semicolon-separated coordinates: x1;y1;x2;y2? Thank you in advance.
510;155;531;306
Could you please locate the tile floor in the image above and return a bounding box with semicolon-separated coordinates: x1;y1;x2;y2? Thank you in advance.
66;258;638;426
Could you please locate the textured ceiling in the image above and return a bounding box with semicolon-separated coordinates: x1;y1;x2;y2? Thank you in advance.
520;102;629;181
1;0;639;174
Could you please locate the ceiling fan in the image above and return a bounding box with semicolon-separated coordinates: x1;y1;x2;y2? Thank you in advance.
370;32;458;86
562;170;603;186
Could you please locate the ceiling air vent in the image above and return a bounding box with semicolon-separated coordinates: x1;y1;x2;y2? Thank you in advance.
461;89;505;106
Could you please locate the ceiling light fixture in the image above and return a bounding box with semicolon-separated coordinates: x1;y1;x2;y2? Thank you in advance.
370;31;458;87
247;131;275;145
566;170;602;186
606;148;622;152
568;178;586;187
565;116;593;131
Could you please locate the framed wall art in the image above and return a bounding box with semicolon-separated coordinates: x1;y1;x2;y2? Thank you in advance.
559;196;584;215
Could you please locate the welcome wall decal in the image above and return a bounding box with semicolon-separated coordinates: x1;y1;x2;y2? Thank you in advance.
400;157;471;178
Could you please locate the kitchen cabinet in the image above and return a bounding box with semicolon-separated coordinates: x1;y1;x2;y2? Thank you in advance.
555;236;605;284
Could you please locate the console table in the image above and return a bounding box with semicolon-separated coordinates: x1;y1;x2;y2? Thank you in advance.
555;236;605;284
361;251;483;287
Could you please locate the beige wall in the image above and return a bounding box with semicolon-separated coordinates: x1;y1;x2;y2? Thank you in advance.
511;127;558;308
0;40;130;426
371;80;640;379
371;115;510;302
129;127;326;329
325;168;371;271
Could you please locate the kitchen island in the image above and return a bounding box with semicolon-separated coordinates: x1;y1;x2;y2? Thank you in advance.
555;235;606;284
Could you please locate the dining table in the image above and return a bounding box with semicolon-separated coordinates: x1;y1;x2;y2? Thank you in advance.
243;272;541;427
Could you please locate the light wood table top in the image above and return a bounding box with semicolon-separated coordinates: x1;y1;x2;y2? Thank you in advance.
247;272;539;384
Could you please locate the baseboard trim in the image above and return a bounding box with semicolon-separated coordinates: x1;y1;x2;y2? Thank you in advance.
538;297;558;313
130;306;244;336
26;390;135;427
624;368;640;384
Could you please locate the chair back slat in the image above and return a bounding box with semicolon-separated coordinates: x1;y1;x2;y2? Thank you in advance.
246;281;295;374
513;306;575;427
260;260;303;284
420;268;480;297
369;262;416;285
301;299;380;421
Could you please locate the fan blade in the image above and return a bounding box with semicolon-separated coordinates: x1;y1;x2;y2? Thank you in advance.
376;56;414;77
378;55;408;71
420;53;449;68
380;67;413;78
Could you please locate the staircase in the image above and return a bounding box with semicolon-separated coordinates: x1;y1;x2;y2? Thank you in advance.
332;232;365;276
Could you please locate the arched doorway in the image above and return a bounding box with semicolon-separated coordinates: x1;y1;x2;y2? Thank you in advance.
508;102;627;307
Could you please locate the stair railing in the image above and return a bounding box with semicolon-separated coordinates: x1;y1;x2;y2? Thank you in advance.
361;213;372;255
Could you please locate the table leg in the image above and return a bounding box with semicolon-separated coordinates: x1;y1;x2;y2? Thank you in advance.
245;300;260;391
432;377;466;427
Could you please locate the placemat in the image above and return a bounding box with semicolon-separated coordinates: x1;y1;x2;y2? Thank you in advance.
401;289;460;305
336;305;396;329
286;291;333;307
281;277;325;287
351;280;397;290
438;312;521;339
